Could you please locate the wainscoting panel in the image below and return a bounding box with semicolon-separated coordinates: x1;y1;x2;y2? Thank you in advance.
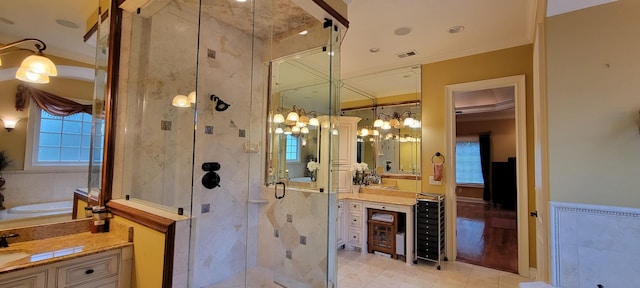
550;201;640;288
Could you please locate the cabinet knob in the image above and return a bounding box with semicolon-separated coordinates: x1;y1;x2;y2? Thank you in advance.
85;269;94;275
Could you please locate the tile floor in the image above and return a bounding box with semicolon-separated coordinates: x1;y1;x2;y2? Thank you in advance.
337;250;531;288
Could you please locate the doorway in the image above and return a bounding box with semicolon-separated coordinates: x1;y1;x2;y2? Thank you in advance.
444;75;529;277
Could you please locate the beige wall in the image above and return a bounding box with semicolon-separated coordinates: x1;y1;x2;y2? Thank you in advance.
421;44;535;267
457;118;517;162
546;0;640;208
0;53;94;170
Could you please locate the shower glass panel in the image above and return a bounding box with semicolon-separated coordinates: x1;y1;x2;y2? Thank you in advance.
117;0;342;286
119;2;198;213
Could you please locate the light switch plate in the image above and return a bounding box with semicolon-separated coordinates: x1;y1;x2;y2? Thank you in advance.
429;176;442;186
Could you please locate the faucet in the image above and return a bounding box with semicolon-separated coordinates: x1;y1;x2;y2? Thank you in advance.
0;234;19;248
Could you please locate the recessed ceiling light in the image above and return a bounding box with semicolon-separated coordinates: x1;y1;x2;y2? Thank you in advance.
393;26;412;36
369;48;380;53
236;0;247;2
298;30;308;35
448;25;465;34
0;17;15;25
56;19;79;29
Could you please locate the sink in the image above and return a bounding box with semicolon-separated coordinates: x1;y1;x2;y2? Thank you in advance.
0;250;30;266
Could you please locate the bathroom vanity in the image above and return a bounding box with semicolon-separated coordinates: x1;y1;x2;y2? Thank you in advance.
338;189;417;265
0;221;133;287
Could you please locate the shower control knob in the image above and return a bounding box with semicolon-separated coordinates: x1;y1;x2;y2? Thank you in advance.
202;162;221;172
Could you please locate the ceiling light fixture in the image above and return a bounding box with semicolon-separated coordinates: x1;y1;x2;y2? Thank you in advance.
448;25;465;34
393;26;412;36
0;38;58;84
369;48;380;53
298;30;308;35
55;19;79;29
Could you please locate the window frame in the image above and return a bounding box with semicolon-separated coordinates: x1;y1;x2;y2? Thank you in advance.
24;98;97;172
455;135;485;187
284;134;301;163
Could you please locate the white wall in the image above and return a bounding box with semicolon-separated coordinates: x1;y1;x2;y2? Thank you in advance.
546;0;640;208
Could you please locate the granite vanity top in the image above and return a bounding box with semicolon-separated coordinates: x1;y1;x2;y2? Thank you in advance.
0;226;132;274
338;187;443;206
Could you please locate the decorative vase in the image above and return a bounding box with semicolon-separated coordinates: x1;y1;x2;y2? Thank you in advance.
352;184;360;194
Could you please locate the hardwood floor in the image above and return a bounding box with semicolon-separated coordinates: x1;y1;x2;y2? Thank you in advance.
456;200;518;273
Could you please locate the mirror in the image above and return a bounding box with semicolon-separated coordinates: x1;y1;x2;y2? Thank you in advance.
0;0;106;228
341;66;422;177
268;49;333;187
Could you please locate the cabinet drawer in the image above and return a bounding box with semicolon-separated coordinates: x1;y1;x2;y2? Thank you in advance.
57;251;119;287
416;200;440;209
71;276;118;288
347;229;362;246
0;269;47;288
348;213;362;228
365;202;401;212
348;201;362;212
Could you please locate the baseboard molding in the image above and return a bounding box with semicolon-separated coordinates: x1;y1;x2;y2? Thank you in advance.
529;267;538;280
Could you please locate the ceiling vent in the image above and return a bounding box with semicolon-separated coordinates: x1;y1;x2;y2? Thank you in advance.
396;50;418;59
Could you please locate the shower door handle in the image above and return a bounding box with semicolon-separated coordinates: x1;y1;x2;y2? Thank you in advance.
275;181;286;199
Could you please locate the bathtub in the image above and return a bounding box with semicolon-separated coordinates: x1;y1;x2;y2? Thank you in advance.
8;201;73;214
0;200;73;229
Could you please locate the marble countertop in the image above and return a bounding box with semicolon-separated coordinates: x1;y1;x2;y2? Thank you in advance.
0;230;132;274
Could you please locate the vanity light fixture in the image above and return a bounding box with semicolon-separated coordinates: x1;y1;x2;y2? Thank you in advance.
373;118;384;128
274;127;284;134
273;113;285;123
171;94;190;107
372;129;380;136
283;127;293;135
300;127;309;134
0;38;58;84
291;126;301;134
360;127;369;137
286;111;299;122
187;91;196;105
308;117;319;126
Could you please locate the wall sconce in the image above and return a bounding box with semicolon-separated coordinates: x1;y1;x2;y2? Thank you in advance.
2;119;18;132
0;38;58;84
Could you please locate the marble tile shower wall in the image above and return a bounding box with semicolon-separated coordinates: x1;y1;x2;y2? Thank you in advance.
550;201;640;288
190;9;266;288
123;2;197;211
1;172;86;207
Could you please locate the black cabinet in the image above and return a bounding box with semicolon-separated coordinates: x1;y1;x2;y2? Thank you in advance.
415;193;445;270
491;157;517;210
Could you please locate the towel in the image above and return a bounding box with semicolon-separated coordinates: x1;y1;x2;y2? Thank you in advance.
372;213;394;223
433;163;443;181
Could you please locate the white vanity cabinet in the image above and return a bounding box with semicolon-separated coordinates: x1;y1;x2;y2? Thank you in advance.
0;247;132;288
345;200;363;250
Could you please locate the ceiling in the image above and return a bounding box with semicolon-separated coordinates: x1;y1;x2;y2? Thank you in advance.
0;0;617;103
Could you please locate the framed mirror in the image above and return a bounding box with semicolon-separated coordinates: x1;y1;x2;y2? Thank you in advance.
0;0;108;228
341;66;422;183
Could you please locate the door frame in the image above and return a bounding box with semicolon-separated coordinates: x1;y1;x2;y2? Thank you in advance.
444;75;529;277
